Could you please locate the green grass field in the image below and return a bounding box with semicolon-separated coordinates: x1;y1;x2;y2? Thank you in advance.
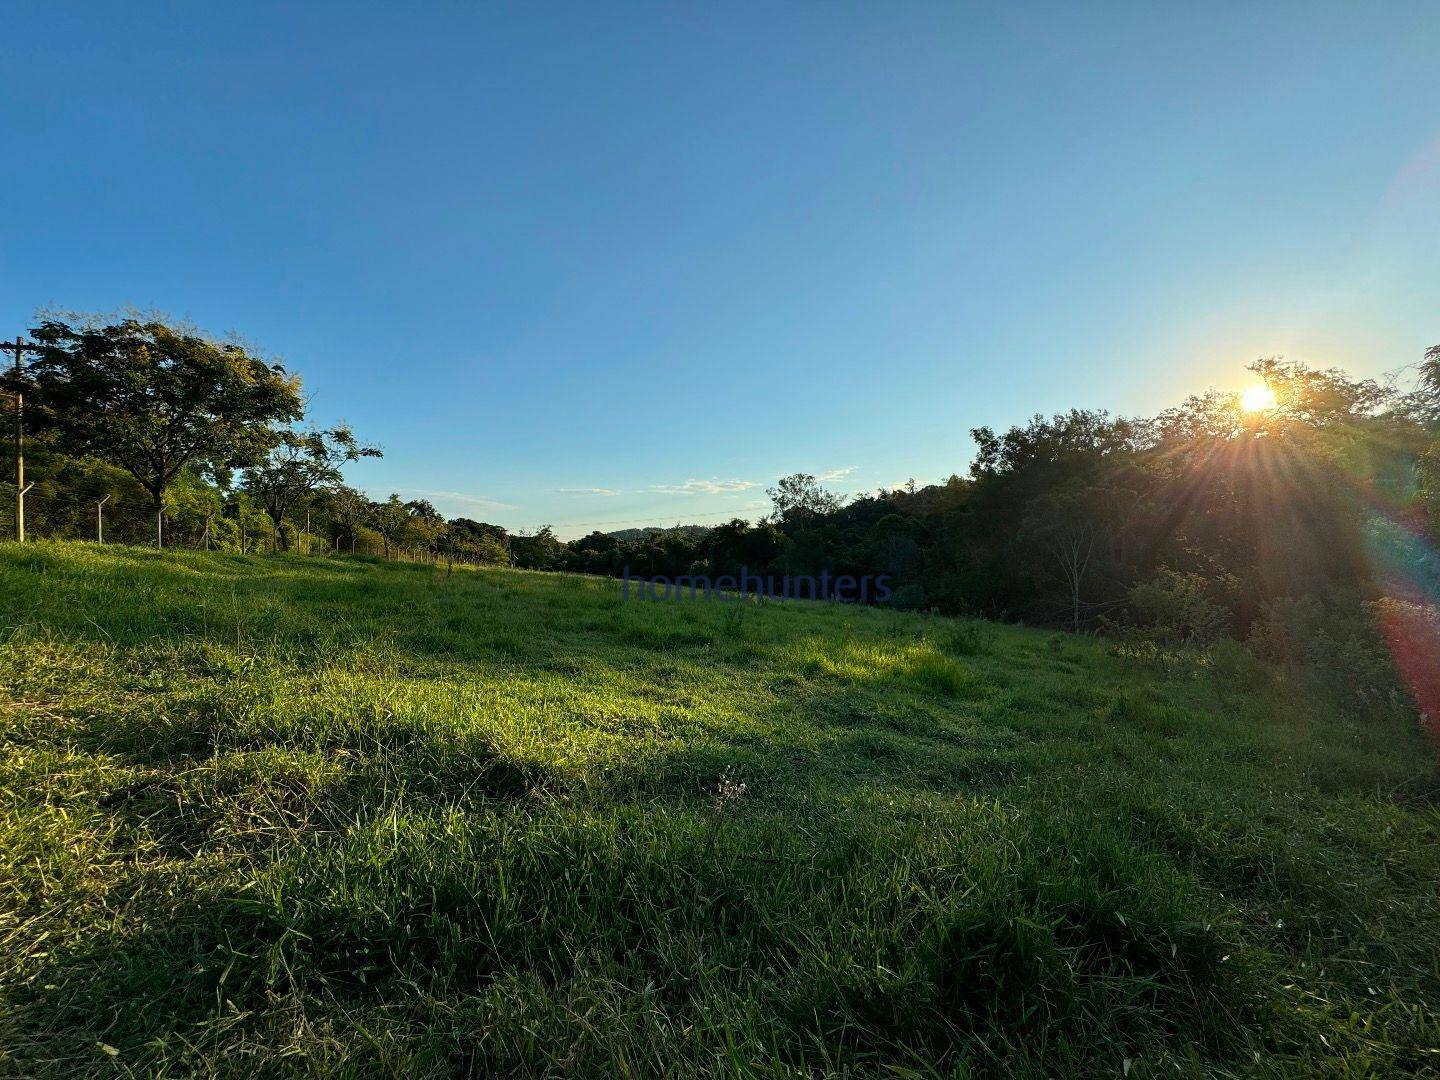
0;545;1437;1076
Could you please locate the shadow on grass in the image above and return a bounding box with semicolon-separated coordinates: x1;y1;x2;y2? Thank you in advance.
4;791;1263;1074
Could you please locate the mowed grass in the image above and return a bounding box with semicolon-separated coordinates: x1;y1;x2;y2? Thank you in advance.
0;545;1437;1076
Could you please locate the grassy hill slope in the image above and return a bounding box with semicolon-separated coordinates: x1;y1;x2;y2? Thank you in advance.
0;545;1437;1075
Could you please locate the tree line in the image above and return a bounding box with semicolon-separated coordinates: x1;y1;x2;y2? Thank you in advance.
558;359;1434;615
548;353;1440;726
6;313;1439;722
2;314;510;561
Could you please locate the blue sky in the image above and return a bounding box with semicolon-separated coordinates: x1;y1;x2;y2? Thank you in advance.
3;2;1437;536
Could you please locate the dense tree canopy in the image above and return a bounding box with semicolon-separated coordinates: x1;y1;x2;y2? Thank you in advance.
11;318;304;516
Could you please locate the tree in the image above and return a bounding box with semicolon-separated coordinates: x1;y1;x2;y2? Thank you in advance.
11;317;303;542
1416;345;1440;429
372;494;411;560
326;484;372;553
510;526;564;569
164;473;223;549
466;533;510;565
401;500;445;560
227;491;276;554
242;425;380;548
970;410;1143;483
1021;487;1102;632
766;473;845;523
447;518;511;564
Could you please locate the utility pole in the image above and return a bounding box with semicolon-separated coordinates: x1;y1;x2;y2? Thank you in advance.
0;337;36;542
97;495;109;543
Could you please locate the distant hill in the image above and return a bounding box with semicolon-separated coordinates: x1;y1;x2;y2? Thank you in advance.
605;524;713;541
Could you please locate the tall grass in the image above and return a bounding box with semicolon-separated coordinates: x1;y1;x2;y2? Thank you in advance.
0;543;1436;1075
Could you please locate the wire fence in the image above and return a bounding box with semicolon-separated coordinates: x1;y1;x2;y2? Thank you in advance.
0;483;502;567
4;484;336;557
0;485;193;548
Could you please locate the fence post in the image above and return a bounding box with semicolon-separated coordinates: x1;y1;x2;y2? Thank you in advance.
17;483;32;542
97;495;109;543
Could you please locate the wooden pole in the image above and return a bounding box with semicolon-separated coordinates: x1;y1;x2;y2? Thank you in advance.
97;495;109;543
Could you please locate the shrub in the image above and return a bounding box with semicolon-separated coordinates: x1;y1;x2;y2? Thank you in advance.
1253;593;1414;722
886;583;926;611
1206;637;1270;693
1369;597;1440;739
1127;569;1231;645
942;621;988;657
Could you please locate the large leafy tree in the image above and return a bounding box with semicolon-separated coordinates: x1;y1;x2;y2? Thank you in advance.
12;318;304;527
766;473;845;523
242;426;380;548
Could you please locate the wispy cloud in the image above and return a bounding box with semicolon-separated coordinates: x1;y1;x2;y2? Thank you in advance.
405;489;516;515
817;465;860;483
557;487;620;496
646;478;756;496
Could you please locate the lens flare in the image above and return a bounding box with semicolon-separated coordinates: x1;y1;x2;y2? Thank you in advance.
1365;516;1440;741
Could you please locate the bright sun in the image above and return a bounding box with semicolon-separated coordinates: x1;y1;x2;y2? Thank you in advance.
1240;385;1277;413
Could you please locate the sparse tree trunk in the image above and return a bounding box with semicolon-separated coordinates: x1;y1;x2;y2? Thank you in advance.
265;501;291;550
1050;528;1094;634
150;489;165;548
